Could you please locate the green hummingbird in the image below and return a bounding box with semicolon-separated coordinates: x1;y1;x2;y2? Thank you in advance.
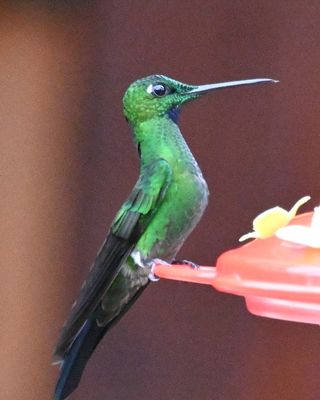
53;74;277;400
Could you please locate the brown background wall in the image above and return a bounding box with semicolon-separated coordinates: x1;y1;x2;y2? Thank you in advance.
0;1;319;400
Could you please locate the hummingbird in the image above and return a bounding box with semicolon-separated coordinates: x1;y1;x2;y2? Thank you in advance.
53;74;277;400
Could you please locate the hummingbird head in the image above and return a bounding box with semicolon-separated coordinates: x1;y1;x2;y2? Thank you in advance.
123;75;278;126
123;75;196;125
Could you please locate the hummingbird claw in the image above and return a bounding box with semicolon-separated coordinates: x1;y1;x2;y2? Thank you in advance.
172;259;199;269
148;271;160;282
150;258;171;267
131;251;167;282
147;258;170;282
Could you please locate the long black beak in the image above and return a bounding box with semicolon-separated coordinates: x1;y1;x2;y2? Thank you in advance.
187;78;279;94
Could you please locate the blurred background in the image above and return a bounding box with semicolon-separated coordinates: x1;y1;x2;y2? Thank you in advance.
1;1;319;399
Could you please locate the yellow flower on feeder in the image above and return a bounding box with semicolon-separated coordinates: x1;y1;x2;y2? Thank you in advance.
276;205;320;248
239;196;311;242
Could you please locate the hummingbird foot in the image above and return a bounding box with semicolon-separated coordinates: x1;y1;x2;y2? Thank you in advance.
131;249;169;281
147;258;171;282
172;259;199;269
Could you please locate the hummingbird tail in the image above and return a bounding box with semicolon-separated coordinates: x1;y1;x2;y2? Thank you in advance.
54;276;150;400
54;318;106;400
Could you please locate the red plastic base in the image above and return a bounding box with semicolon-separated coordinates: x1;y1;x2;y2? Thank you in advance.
154;212;320;325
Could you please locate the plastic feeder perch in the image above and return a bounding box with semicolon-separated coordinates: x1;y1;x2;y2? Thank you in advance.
154;212;320;325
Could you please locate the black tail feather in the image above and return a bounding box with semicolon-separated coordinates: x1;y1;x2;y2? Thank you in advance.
54;318;106;400
54;279;149;399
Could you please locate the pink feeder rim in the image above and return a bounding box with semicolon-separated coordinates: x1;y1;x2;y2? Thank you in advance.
153;212;320;325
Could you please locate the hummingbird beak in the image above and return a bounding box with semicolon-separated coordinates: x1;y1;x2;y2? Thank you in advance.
187;78;279;95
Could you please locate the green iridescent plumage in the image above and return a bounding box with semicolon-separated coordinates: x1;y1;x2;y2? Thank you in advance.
54;74;277;400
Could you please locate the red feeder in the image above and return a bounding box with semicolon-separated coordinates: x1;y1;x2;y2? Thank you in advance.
154;212;320;325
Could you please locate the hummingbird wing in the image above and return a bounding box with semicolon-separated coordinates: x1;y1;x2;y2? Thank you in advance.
54;159;172;359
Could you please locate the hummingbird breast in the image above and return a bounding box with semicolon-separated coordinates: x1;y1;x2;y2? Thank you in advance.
136;166;209;261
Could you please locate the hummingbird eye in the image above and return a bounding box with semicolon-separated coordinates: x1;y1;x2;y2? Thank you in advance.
147;83;171;97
